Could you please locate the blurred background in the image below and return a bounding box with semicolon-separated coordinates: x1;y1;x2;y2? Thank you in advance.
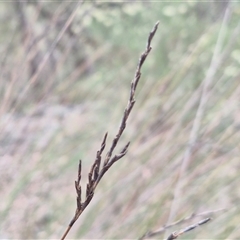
0;1;240;239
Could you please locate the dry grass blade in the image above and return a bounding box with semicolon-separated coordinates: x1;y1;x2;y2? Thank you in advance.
166;218;211;240
139;208;226;240
60;21;159;240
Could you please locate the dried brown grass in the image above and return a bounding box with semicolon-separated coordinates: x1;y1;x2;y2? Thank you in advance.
60;21;160;240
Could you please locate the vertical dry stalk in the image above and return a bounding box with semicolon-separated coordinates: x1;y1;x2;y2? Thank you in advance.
165;8;230;229
60;21;159;240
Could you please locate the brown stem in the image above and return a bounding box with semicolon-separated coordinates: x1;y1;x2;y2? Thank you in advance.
60;226;71;240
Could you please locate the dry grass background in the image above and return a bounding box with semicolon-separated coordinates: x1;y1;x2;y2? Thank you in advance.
0;1;240;239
